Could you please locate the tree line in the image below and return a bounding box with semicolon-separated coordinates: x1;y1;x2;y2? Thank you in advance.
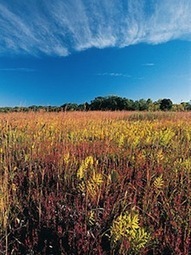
0;96;191;112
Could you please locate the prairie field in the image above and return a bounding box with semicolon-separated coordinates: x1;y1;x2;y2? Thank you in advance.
0;111;190;255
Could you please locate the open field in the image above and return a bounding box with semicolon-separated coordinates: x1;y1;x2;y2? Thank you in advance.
0;111;190;255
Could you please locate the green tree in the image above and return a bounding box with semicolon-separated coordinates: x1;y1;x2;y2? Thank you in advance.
181;101;191;111
61;103;78;111
160;98;173;111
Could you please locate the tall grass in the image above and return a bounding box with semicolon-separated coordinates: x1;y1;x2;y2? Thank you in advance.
0;111;190;254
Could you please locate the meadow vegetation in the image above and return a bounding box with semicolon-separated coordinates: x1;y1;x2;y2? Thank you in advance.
0;111;190;254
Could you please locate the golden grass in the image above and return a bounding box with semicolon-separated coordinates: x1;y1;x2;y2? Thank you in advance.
0;111;190;254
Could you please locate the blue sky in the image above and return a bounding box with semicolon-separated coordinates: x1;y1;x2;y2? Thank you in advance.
0;0;191;106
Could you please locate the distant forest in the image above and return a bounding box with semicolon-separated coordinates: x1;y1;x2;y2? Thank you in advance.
1;96;191;112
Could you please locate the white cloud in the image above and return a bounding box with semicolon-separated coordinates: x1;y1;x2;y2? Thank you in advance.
142;63;155;66
97;72;131;78
0;0;191;56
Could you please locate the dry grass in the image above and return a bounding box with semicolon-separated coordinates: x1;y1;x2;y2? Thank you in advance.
0;111;190;254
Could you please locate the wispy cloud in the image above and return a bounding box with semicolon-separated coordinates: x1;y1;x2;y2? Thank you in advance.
142;63;155;66
134;77;145;80
97;72;131;78
0;0;191;56
0;68;36;72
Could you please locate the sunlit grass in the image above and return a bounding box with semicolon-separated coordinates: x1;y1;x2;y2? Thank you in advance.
0;111;190;254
